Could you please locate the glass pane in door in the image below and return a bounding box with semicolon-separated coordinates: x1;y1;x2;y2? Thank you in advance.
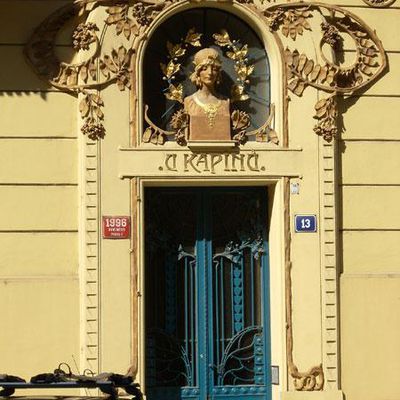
209;189;270;396
145;189;198;399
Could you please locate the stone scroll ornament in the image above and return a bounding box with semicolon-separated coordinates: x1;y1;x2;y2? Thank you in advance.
261;3;386;141
25;0;386;390
24;0;170;140
24;0;386;144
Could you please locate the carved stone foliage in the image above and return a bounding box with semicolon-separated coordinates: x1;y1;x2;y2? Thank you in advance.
313;95;337;142
263;3;386;142
362;0;397;7
24;0;387;391
25;0;386;143
25;0;171;140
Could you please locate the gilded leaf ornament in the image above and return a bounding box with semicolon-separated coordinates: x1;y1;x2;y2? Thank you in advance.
170;109;189;145
160;28;203;104
231;110;251;144
213;30;255;102
184;28;203;47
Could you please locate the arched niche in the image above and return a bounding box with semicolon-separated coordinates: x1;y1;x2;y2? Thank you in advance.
140;6;274;144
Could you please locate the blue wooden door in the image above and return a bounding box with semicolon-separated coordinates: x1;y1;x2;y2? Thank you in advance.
145;188;271;400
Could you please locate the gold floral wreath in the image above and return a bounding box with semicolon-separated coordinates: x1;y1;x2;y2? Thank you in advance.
160;28;203;104
212;29;255;102
160;29;255;104
144;28;276;145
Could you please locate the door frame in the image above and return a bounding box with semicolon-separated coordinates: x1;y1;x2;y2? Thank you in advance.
134;177;287;399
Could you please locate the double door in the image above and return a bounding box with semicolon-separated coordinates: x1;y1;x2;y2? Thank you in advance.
145;188;271;400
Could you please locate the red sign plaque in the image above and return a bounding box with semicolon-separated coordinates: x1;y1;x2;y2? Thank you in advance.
102;216;131;239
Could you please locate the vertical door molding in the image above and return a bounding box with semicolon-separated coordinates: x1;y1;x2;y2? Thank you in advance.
319;139;340;390
79;131;102;376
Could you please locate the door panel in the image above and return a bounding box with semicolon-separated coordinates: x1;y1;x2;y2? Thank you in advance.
209;190;270;398
145;188;271;400
145;191;197;398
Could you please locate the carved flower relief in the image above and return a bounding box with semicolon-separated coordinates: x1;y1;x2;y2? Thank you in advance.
132;2;152;26
321;22;342;49
99;46;133;91
79;93;105;140
313;96;338;142
285;48;338;96
72;22;98;50
104;1;170;41
362;0;397;7
105;5;138;40
265;8;312;40
81;122;106;140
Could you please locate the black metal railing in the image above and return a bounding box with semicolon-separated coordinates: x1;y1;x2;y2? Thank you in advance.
0;364;142;399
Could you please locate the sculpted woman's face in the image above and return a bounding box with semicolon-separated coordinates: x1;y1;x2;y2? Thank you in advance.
198;62;220;88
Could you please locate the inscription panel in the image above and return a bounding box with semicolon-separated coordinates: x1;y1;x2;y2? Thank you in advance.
118;148;303;178
162;152;265;174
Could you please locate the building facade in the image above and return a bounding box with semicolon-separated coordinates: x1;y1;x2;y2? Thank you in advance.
0;0;399;399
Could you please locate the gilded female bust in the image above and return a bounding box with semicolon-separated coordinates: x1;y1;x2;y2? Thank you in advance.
184;48;231;141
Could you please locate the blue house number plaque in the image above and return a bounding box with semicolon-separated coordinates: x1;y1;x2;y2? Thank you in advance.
295;215;317;233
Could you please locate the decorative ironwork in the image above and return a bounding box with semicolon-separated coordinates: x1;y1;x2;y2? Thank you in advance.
147;329;193;387
177;245;197;388
214;238;265;263
146;244;197;389
0;364;142;399
212;237;266;387
216;326;264;386
145;189;270;397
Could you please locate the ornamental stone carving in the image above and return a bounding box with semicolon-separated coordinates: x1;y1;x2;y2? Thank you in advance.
25;0;386;144
24;0;388;391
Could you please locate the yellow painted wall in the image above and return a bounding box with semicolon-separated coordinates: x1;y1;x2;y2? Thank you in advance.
0;0;80;383
338;4;400;400
0;1;399;399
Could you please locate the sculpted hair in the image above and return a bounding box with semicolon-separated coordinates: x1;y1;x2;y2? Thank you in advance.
190;48;222;87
